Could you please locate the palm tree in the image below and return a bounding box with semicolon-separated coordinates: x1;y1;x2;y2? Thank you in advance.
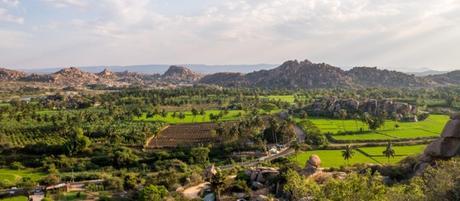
383;141;396;163
342;145;354;166
290;140;301;161
339;109;348;132
210;169;225;201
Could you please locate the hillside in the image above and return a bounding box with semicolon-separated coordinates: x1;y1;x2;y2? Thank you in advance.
200;60;435;89
426;70;460;85
0;68;26;81
347;67;432;87
161;66;202;83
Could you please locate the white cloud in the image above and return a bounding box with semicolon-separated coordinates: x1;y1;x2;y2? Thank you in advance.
42;0;88;8
0;8;23;24
2;0;19;7
2;0;460;68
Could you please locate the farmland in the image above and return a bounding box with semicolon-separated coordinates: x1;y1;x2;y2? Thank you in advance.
146;123;224;148
0;196;28;201
135;109;246;124
296;115;449;142
0;169;45;186
291;144;426;168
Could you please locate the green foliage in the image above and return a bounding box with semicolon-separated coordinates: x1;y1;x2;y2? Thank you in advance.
139;184;168;201
189;147;210;165
64;127;91;156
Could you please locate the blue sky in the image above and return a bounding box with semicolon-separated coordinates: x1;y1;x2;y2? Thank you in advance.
1;0;460;70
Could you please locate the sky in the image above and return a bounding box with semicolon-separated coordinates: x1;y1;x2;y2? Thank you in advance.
0;0;459;71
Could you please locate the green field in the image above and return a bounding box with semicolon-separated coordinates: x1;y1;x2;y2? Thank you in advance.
0;169;45;186
135;109;280;124
0;196;28;201
297;115;449;141
260;95;296;103
291;145;426;168
134;109;246;123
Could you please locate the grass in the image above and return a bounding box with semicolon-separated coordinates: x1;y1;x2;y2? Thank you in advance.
0;168;45;185
260;95;296;103
291;144;426;168
0;196;28;201
134;109;281;124
296;115;449;141
134;109;246;124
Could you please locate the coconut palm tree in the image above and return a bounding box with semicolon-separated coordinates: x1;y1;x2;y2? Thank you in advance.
383;141;396;163
290;140;301;161
342;145;354;166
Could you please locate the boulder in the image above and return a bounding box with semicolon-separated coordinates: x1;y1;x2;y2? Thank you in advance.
415;113;460;174
251;181;264;189
440;119;460;138
307;154;321;168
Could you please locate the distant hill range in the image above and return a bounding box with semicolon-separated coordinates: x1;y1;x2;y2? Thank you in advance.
1;59;459;89
22;64;277;74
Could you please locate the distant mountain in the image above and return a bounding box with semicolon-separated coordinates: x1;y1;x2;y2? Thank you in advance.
200;60;432;89
162;66;202;82
0;67;26;81
409;70;449;77
21;64;277;74
426;70;460;85
346;67;432;87
3;60;460;89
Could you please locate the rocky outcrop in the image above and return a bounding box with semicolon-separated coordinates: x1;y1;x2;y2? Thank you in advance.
198;59;434;89
97;68;117;79
306;97;417;119
347;67;432;88
0;68;26;81
415;114;460;174
243;167;279;190
304;154;321;175
162;66;202;83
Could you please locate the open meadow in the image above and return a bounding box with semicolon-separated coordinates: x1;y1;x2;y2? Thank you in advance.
296;115;449;141
291;144;426;168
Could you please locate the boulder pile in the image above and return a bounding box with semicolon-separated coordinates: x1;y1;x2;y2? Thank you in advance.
415;114;460;174
243;167;279;190
306;98;417;120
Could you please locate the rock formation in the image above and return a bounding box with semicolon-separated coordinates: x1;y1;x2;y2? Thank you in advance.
0;68;26;81
243;167;279;190
415;114;460;174
304;154;321;175
306;97;417;119
162;65;202;83
199;59;435;89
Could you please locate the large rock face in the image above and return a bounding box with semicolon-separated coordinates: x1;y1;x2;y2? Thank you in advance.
306;97;417;118
198;59;434;89
0;68;26;81
415;114;460;174
162;65;202;83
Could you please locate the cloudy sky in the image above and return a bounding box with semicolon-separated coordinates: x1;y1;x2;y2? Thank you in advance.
1;0;459;70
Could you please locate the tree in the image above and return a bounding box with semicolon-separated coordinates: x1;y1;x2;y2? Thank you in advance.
382;141;395;163
190;147;210;165
139;184;168;201
113;147;139;168
339;109;348;132
342;145;354;166
191;108;198;122
64;127;91;156
290;140;301;161
210;169;225;201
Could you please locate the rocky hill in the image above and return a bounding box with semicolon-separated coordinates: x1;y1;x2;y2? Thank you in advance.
201;60;355;89
0;68;26;81
200;60;447;89
161;66;202;82
426;70;460;85
347;67;432;87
